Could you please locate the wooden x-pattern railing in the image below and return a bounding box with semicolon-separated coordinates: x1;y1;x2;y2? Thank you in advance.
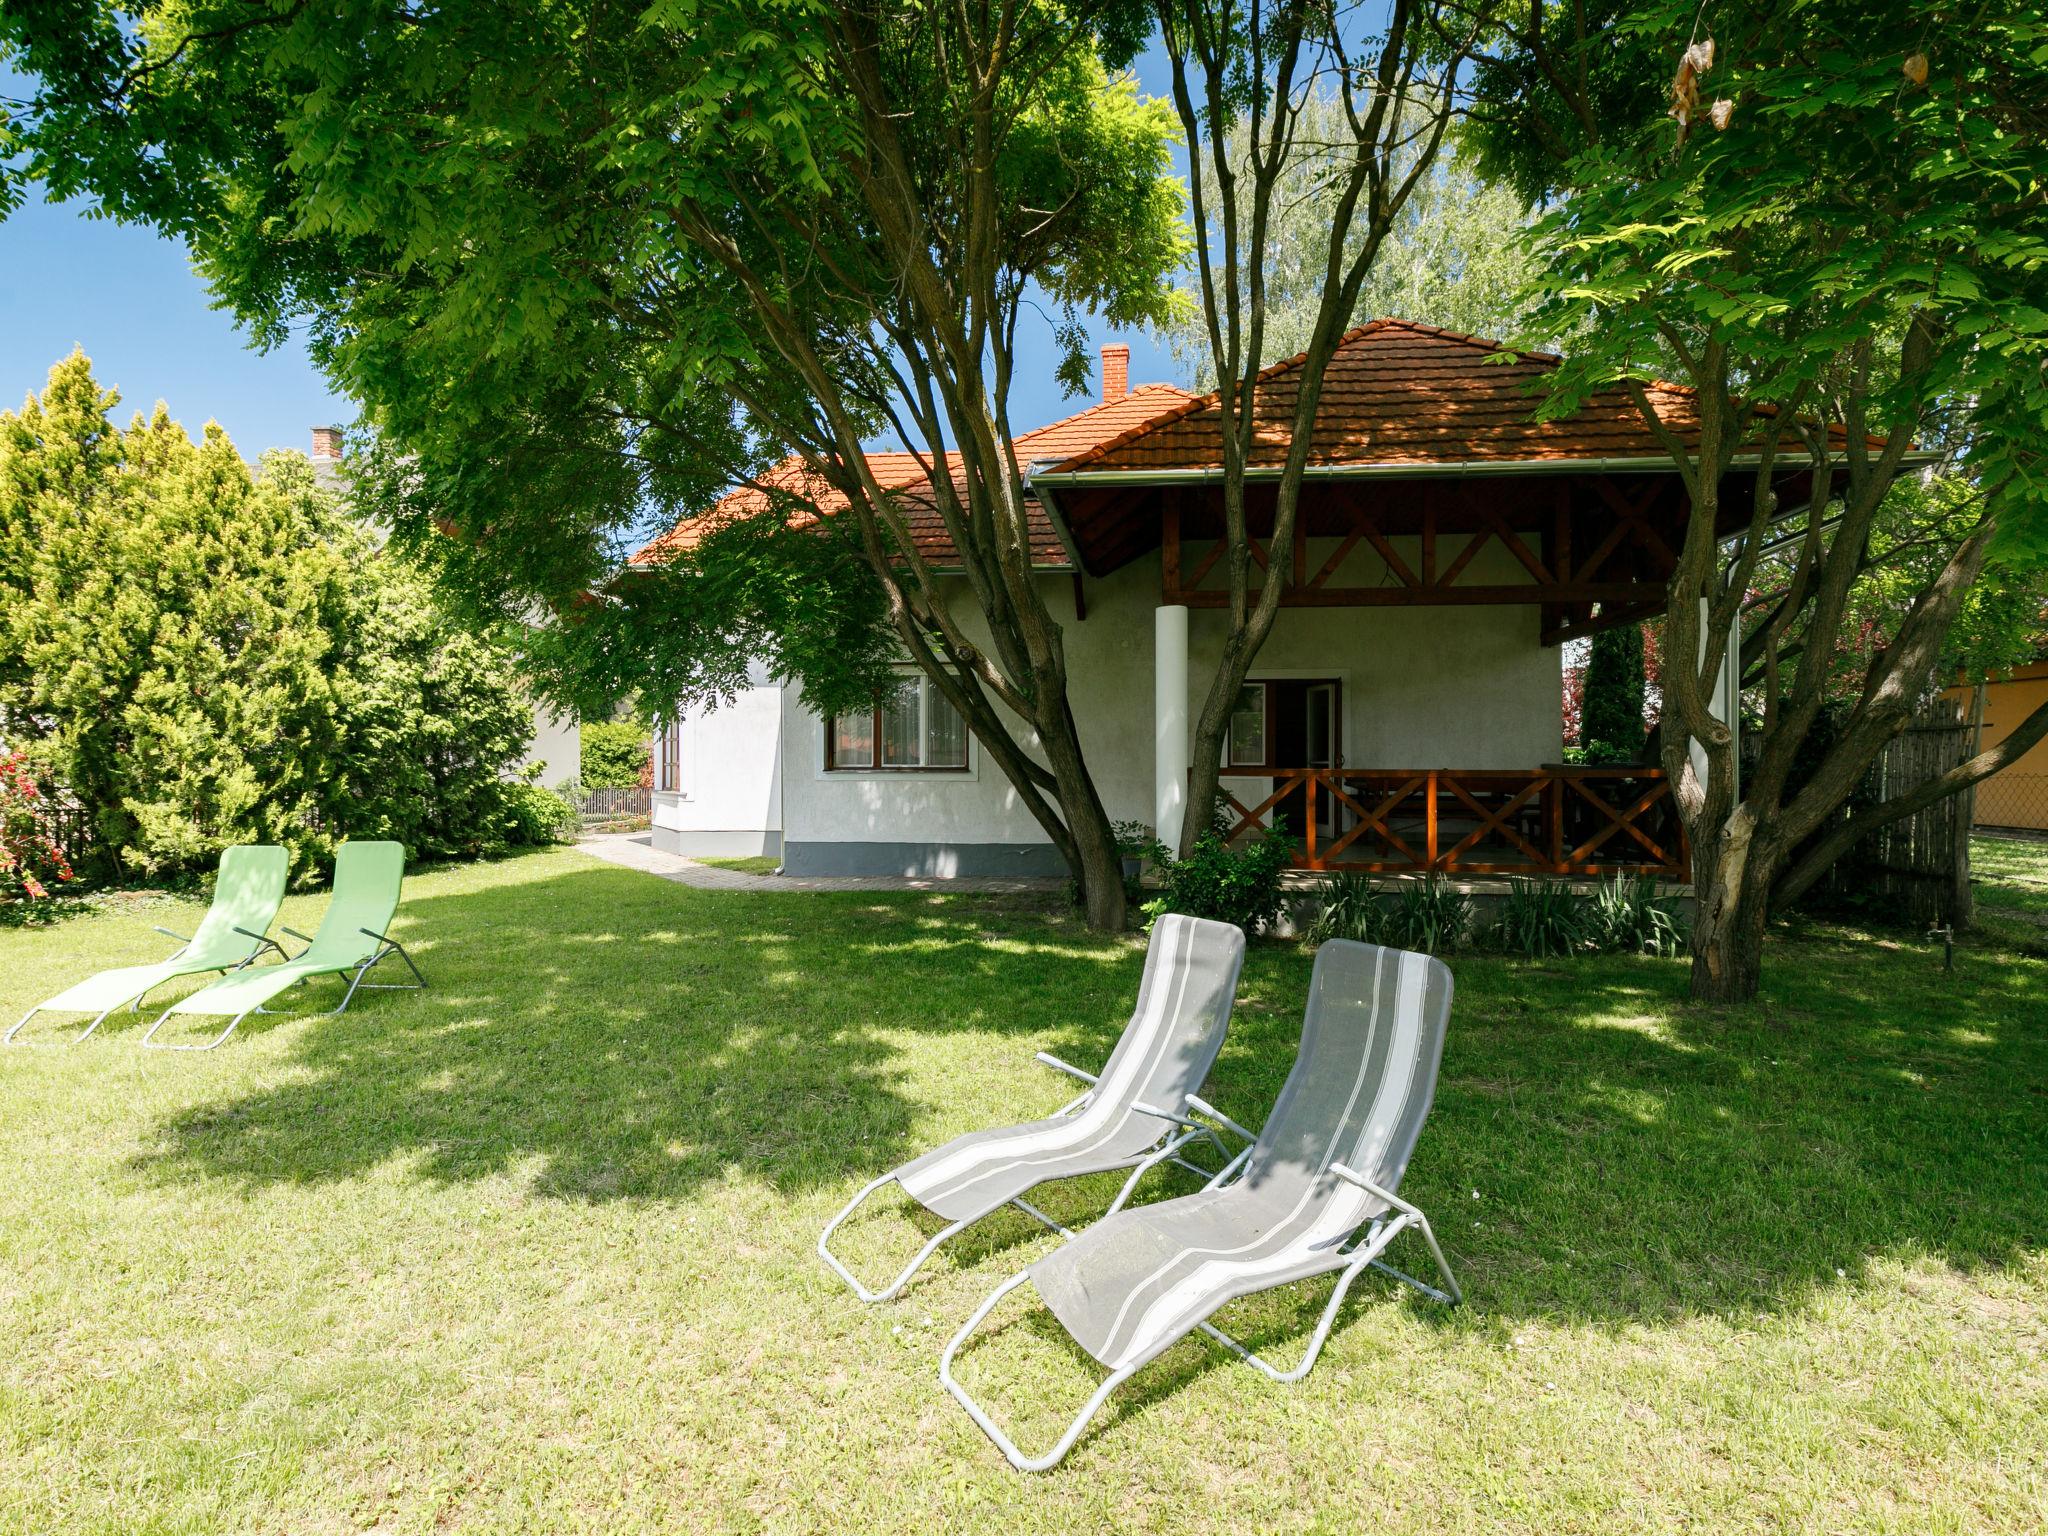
1216;766;1689;879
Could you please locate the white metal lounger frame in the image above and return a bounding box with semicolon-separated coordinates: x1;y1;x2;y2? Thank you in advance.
939;1161;1461;1472
818;1052;1254;1304
4;923;287;1047
137;924;427;1052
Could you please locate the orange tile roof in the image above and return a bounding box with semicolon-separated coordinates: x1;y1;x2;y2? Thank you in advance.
630;382;1194;570
1036;319;1865;476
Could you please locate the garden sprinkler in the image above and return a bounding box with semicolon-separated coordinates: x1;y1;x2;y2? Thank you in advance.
1928;922;1954;974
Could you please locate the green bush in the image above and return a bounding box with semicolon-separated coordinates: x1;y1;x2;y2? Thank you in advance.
1111;819;1170;904
1491;876;1586;958
1383;873;1472;955
1580;624;1647;761
328;559;538;863
0;354;540;879
1305;872;1390;946
499;781;581;847
1584;873;1688;957
580;721;649;790
1145;823;1297;936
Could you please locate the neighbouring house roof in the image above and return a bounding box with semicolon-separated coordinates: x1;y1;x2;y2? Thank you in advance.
630;382;1195;571
1031;319;1872;481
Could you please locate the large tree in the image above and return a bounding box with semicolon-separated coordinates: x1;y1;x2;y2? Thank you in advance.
1468;0;2048;999
1154;0;1487;854
1157;108;1544;385
1;1;1189;928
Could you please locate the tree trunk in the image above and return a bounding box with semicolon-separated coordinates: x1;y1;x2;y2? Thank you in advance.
1179;631;1255;856
1037;699;1127;929
1686;809;1776;1003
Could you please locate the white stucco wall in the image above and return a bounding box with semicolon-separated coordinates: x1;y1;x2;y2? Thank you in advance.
651;672;785;858
519;702;582;790
776;540;1563;871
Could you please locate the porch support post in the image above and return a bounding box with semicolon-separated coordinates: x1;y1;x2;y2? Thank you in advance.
1688;597;1742;798
1155;603;1190;850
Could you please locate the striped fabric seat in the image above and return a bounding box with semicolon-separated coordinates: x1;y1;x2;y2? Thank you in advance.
1031;943;1451;1370
896;913;1245;1224
818;914;1248;1303
941;941;1463;1470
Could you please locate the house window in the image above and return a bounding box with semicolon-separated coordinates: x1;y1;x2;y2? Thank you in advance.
1227;683;1268;768
656;720;683;792
827;676;969;772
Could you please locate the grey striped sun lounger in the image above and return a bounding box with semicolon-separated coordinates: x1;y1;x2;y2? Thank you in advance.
941;938;1463;1470
818;913;1251;1303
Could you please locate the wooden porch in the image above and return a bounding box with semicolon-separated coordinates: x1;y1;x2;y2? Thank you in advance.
1219;764;1690;879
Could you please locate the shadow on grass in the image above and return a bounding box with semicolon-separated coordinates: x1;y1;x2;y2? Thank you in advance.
133;853;2048;1339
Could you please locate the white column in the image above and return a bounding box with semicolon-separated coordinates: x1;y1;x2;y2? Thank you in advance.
1154;604;1189;849
1688;596;1741;795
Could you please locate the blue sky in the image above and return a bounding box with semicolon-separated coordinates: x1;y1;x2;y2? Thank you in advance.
1;39;1188;458
1;194;352;458
2;192;1186;458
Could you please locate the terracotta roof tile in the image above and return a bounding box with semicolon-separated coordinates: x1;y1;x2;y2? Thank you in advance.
630;383;1193;569
1038;320;1864;475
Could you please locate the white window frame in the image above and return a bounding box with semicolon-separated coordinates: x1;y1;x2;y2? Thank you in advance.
1226;682;1269;768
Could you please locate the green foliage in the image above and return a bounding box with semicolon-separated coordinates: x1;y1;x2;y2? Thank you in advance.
580;722;649;791
498;783;581;848
1162;114;1546;381
326;557;540;863
1304;873;1391;947
1145;824;1297;937
1580;625;1647;762
1469;1;2048;546
0;0;1189;729
1;354;353;876
0;354;542;878
1492;878;1588;959
1110;818;1170;905
0;750;75;918
1383;873;1473;956
1584;875;1689;958
1848;472;2048;690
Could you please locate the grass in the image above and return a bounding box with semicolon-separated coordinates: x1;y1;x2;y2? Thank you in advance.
690;854;781;875
0;844;2043;1533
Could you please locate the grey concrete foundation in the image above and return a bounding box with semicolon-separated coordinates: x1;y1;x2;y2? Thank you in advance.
780;840;1067;879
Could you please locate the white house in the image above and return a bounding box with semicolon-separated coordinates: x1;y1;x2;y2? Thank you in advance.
636;323;1791;881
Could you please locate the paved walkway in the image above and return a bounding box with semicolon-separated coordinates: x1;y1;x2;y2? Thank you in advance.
575;833;1068;895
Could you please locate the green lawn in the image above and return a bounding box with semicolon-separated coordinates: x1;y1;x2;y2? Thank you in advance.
690;854;781;875
1;844;2043;1533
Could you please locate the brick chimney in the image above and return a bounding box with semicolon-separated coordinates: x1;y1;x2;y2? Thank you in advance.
1100;343;1130;405
310;426;343;460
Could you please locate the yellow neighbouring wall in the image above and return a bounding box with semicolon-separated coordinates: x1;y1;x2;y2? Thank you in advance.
1945;660;2048;831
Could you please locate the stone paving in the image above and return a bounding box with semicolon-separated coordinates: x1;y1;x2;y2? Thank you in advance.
575;832;1068;895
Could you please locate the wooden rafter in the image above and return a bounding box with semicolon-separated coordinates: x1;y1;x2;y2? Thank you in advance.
1157;494;1679;617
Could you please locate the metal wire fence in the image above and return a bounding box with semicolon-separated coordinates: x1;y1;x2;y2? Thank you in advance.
566;785;652;831
1974;773;2048;835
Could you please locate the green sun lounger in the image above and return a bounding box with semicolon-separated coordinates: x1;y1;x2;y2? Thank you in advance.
140;840;423;1051
7;844;290;1046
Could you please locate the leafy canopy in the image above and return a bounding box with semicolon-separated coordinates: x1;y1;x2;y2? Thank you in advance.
1469;0;2048;545
0;2;1190;723
0;352;553;876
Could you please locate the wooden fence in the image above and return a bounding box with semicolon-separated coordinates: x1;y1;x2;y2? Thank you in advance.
1751;700;1974;926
